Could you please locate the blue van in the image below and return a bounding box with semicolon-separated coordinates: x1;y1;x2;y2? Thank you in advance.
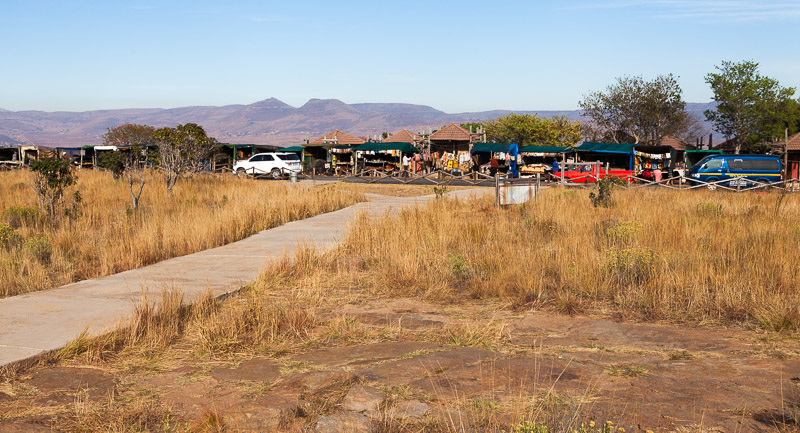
688;154;782;188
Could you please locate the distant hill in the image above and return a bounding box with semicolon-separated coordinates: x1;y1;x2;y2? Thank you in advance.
0;98;717;147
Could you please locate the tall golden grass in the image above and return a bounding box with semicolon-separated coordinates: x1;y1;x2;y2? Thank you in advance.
296;187;800;332
0;169;362;297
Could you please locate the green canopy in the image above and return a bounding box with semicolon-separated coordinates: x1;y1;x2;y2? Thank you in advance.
353;142;420;153
281;146;303;152
519;145;567;154
218;143;255;150
575;142;635;154
470;143;516;153
685;149;722;154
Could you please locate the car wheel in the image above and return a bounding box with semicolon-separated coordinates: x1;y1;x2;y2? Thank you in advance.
236;168;246;178
706;178;718;190
271;168;282;179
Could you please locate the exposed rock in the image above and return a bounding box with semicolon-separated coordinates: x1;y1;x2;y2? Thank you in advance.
26;367;115;399
315;412;371;433
341;385;385;412
358;347;496;386
224;394;300;432
274;369;354;394
293;341;441;367
386;400;429;419
211;358;281;382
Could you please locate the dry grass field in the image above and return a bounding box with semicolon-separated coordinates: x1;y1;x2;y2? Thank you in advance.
0;169;364;298
2;186;800;432
327;187;800;331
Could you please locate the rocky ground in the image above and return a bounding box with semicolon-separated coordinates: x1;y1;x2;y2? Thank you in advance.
1;297;798;432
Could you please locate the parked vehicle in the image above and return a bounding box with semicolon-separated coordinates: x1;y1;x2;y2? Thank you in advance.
688;154;782;189
233;152;302;179
560;165;633;183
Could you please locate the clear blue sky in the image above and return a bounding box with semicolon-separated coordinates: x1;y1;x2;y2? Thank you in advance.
2;0;798;113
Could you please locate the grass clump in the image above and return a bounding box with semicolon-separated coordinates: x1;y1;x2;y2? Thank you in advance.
2;206;43;229
196;289;315;356
0;223;20;248
605;364;649;377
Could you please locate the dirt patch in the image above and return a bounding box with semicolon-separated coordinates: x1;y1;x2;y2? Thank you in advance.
0;420;57;433
4;298;800;432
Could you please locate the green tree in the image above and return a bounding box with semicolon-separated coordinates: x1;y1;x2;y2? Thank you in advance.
580;74;689;145
29;158;76;221
102;123;156;210
460;122;484;134
704;60;796;154
484;114;581;147
154;123;218;194
96;150;124;179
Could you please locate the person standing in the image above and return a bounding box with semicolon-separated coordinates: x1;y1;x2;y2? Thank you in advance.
490;155;499;177
402;154;410;178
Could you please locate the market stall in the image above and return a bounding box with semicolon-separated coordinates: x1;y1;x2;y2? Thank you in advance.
684;149;723;170
304;129;366;174
518;145;567;177
329;145;356;175
469;142;516;175
352;141;420;175
571;142;635;170
632;145;677;181
213;143;255;173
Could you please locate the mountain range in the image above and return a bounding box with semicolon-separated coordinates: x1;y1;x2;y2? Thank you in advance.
0;98;716;148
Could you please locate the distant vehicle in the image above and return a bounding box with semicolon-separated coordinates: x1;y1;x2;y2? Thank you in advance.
560;165;633;183
688;154;782;189
233;152;302;179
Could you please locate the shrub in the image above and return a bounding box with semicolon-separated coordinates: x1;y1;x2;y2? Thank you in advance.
0;223;20;248
605;247;656;287
2;206;43;228
29;157;76;221
603;220;642;246
24;235;53;263
589;176;623;208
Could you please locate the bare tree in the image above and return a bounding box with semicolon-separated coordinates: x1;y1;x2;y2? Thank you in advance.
580;74;688;145
154;123;217;195
102;124;155;211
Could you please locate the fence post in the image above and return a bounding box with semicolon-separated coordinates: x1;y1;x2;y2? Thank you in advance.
495;175;500;207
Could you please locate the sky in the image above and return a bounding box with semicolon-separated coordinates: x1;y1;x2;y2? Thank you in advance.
1;0;799;113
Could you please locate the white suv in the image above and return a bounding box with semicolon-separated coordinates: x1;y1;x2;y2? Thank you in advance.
233;152;302;179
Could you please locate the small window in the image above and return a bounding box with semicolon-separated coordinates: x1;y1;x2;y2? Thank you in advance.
277;154;300;161
250;155;264;162
262;154;275;161
705;158;723;169
731;159;743;170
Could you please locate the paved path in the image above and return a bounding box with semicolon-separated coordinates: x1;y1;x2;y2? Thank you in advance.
0;189;487;367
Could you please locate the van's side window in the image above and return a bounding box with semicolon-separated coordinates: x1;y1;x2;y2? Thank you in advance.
731;159;743;170
705;159;723;169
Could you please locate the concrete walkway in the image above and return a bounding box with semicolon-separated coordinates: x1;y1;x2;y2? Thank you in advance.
0;189;487;367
